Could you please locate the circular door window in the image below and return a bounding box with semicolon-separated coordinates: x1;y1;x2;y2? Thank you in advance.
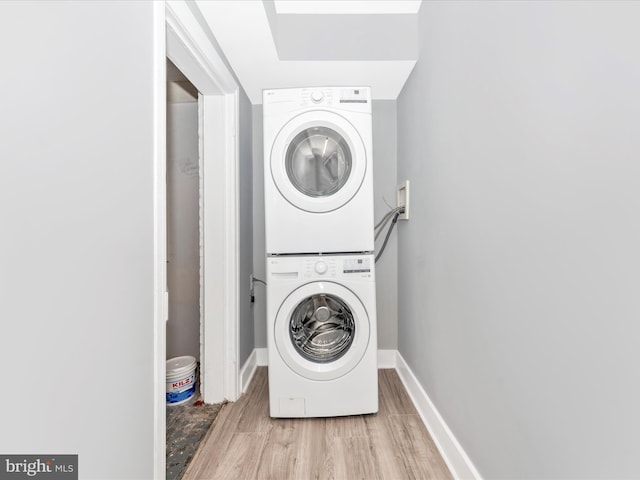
285;127;352;198
270;111;367;213
274;281;370;381
289;293;355;363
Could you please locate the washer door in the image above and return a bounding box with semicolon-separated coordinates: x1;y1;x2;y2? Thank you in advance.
270;111;367;213
274;281;370;381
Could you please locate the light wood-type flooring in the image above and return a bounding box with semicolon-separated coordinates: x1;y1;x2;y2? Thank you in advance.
183;367;452;480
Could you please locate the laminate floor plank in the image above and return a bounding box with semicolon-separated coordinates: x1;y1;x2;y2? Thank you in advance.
386;413;452;479
185;367;453;480
323;436;378;480
255;418;327;480
254;419;298;479
364;414;410;479
236;368;271;434
378;368;417;415
211;432;266;479
290;417;328;480
326;413;369;438
181;404;235;479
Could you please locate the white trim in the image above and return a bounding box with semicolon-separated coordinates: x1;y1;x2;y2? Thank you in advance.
256;347;269;366
223;90;240;400
396;353;482;480
152;2;167;479
165;1;237;94
239;349;259;393
377;349;397;368
200;94;238;403
164;0;240;405
197;93;206;401
157;0;240;475
200;95;226;402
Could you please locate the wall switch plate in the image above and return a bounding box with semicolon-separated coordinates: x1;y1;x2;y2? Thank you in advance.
396;180;410;220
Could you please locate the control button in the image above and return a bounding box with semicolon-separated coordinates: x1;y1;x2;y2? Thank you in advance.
314;261;328;274
310;90;324;103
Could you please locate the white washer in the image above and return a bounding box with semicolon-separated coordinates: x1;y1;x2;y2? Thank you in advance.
263;87;374;255
266;253;378;418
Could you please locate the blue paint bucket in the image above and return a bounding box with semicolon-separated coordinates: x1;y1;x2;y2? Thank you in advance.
166;356;197;406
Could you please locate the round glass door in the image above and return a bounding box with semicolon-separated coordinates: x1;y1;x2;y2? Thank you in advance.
270;111;367;213
289;293;355;363
285;127;352;198
274;281;370;381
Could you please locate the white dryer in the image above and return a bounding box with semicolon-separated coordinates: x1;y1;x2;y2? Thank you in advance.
263;87;374;255
266;253;378;418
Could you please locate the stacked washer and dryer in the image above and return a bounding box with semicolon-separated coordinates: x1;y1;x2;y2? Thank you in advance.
263;87;378;418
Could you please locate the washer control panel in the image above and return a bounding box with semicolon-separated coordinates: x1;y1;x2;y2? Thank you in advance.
303;258;337;278
301;255;373;279
268;254;375;281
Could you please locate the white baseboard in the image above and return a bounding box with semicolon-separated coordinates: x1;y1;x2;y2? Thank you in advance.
396;353;482;480
256;347;268;366
239;349;259;393
377;349;397;368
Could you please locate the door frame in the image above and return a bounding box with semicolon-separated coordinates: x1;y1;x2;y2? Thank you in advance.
154;1;240;477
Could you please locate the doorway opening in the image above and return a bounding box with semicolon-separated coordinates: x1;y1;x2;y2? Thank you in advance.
166;59;200;370
165;59;224;480
155;2;240;478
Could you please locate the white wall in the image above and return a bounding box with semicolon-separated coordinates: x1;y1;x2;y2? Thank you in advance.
237;87;255;364
371;101;398;350
252;101;399;350
252;104;268;348
167;101;200;360
397;1;640;478
0;1;156;478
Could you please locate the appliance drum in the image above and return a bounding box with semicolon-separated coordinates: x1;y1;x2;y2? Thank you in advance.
289;293;355;363
285;126;352;198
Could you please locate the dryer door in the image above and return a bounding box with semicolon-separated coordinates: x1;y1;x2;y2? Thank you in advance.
270;111;367;213
274;281;370;381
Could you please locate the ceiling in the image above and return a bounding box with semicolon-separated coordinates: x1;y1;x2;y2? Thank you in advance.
195;0;421;104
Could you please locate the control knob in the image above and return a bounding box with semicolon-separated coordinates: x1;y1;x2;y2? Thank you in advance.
310;90;324;103
314;261;328;275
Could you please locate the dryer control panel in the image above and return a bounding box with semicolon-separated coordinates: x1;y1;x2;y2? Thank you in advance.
300;87;370;108
264;87;371;114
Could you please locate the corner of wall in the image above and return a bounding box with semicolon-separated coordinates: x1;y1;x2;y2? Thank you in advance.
396;353;482;480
